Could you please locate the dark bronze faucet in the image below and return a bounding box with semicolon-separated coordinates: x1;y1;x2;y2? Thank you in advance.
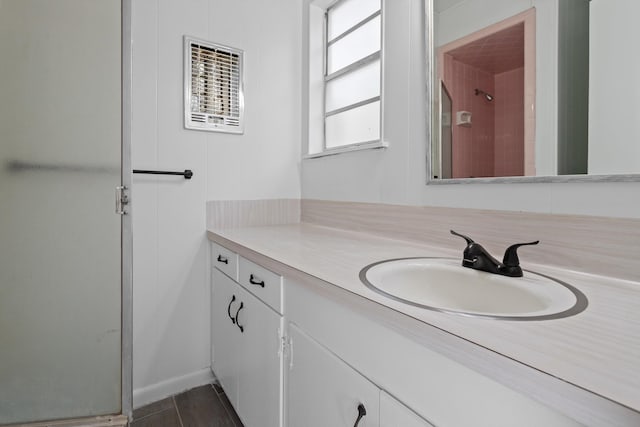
450;230;539;277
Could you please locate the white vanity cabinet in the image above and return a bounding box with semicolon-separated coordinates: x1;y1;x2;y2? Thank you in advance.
286;323;381;427
286;322;433;427
284;277;583;427
209;238;585;427
211;251;284;427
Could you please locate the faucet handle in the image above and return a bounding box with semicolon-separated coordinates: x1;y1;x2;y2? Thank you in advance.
502;240;540;267
450;230;475;245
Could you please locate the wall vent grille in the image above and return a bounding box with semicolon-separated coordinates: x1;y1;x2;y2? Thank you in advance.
184;36;244;133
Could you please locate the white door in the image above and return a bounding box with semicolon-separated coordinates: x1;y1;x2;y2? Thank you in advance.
286;323;380;427
0;0;124;423
211;270;242;408
380;391;434;427
236;287;283;427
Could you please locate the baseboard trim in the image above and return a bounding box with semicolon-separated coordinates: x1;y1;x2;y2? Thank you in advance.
133;368;215;409
5;415;128;427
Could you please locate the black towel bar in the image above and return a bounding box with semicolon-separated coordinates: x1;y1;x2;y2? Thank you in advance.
133;169;193;179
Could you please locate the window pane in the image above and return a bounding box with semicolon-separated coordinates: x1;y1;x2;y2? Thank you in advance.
325;59;380;112
325;101;380;148
327;15;380;74
327;0;381;41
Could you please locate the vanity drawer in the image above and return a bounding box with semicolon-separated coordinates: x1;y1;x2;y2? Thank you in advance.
211;242;238;281
238;257;283;313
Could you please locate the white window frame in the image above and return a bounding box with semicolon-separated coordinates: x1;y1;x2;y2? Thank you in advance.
305;0;387;158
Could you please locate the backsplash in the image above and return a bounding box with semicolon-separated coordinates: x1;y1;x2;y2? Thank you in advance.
206;199;639;282
207;199;300;229
301;199;640;283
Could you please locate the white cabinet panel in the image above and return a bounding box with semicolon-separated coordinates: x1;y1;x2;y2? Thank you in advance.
287;323;380;427
237;288;282;427
211;269;241;407
380;391;434;427
211;268;283;427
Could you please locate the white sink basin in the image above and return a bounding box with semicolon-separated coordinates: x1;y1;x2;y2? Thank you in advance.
360;258;587;320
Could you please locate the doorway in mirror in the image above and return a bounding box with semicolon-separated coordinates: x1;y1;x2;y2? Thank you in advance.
436;9;535;179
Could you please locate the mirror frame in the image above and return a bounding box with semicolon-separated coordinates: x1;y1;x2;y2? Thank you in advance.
424;0;640;185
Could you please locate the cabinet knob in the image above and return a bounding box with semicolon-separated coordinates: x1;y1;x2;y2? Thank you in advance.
234;302;245;333
353;403;366;427
227;295;236;324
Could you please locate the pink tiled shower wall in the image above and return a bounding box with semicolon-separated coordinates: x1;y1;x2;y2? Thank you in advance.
443;54;495;178
494;67;525;177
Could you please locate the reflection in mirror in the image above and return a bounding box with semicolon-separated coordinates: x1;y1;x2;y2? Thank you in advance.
436;13;535;179
430;0;640;180
438;82;453;178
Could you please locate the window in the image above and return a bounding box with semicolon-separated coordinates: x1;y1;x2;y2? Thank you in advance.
184;36;244;134
309;0;383;155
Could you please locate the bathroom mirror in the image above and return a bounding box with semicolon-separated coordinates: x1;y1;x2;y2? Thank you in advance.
429;0;640;182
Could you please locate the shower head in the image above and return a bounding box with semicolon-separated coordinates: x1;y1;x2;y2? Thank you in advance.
475;88;494;102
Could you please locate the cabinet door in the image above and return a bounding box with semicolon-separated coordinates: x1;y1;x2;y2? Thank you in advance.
236;287;283;427
211;269;242;408
286;323;380;427
380;391;434;427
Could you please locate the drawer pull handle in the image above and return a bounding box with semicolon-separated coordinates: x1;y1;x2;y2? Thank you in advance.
227;295;236;324
217;255;229;264
353;403;366;427
234;302;245;333
249;274;265;288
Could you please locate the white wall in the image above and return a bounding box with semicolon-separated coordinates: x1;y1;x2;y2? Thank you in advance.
589;0;640;175
301;0;640;219
131;0;301;406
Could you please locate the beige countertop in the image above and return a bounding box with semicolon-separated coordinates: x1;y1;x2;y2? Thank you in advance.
207;223;640;422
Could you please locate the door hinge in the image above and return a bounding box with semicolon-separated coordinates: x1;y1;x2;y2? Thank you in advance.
278;329;293;368
115;186;129;215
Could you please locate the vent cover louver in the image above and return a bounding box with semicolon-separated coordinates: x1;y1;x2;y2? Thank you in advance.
184;36;244;133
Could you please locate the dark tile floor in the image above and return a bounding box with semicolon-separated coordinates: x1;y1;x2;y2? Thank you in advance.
131;384;244;427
